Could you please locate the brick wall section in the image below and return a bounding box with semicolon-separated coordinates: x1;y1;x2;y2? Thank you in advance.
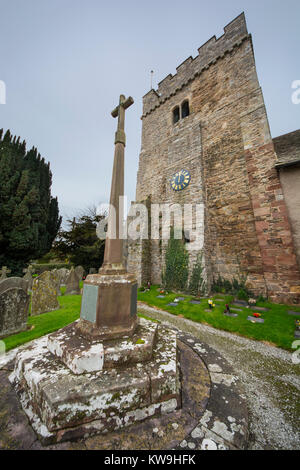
241;106;300;302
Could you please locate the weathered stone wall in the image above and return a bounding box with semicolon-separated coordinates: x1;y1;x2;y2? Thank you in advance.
273;130;300;166
273;131;300;271
128;13;300;302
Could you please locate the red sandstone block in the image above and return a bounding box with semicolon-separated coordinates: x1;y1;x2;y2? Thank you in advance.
255;221;268;232
277;255;297;266
254;207;270;217
262;256;276;266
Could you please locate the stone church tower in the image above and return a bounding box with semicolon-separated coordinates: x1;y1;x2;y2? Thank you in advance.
128;13;300;304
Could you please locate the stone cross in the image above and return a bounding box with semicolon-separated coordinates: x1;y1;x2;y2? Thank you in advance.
0;266;11;280
77;94;137;340
100;94;134;275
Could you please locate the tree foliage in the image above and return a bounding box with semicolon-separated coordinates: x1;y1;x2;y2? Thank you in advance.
0;129;61;275
162;228;189;291
53;207;105;273
188;252;206;296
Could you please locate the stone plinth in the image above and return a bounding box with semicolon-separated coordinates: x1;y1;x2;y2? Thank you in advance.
77;272;138;340
10;319;180;445
47;320;157;374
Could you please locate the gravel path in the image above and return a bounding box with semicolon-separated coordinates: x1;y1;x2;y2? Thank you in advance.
138;303;300;450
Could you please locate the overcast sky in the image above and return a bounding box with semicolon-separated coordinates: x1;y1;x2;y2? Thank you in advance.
1;0;299;224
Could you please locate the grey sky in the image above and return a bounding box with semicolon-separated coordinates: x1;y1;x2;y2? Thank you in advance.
0;0;299;224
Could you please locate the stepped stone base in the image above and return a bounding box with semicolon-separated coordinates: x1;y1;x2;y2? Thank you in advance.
47;320;157;374
9;319;180;445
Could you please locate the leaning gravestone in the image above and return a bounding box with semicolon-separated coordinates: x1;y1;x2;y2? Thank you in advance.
0;277;29;295
31;271;60;316
75;265;84;280
65;268;80;295
0;266;11;281
0;287;29;338
23;265;34;290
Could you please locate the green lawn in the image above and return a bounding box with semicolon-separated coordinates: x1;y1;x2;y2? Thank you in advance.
138;286;300;351
2;284;299;353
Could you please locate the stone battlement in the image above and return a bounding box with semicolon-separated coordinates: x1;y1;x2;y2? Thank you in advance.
142;12;249;117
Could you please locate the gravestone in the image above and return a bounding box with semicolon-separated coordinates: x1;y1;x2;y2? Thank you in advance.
89;268;97;275
31;271;60;316
65;268;80;295
288;310;300;316
0;287;29;338
0;266;11;281
247;316;265;324
23;265;34;290
56;268;70;286
0;277;29;295
233;300;248;307
250;306;269;312
75;265;84;280
190;300;201;305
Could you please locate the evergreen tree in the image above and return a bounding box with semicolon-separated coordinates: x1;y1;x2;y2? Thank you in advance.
0;129;61;275
53;207;105;273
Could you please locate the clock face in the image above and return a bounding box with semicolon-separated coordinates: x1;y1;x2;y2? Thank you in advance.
170;169;191;191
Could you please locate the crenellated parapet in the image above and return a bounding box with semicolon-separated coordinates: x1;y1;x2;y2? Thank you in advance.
142;12;249;117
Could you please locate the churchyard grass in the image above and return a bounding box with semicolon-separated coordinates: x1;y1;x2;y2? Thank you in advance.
2;282;159;352
3;293;81;351
3;284;299;352
138;286;300;351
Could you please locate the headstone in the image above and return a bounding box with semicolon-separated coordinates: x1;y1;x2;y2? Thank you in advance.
89;268;97;275
250;307;269;312
23;265;34;290
0;266;11;281
157;295;165;298
52;270;62;296
0;277;29;295
288;310;300;316
232;301;248;308
65;268;80;295
31;271;60;316
190;300;201;305
247;316;265;324
75;266;84;280
56;268;70;286
167;302;178;307
0;287;29;338
224;312;238;318
294;330;300;338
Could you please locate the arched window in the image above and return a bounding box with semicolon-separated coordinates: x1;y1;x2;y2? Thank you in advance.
173;106;180;124
181;100;190;119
